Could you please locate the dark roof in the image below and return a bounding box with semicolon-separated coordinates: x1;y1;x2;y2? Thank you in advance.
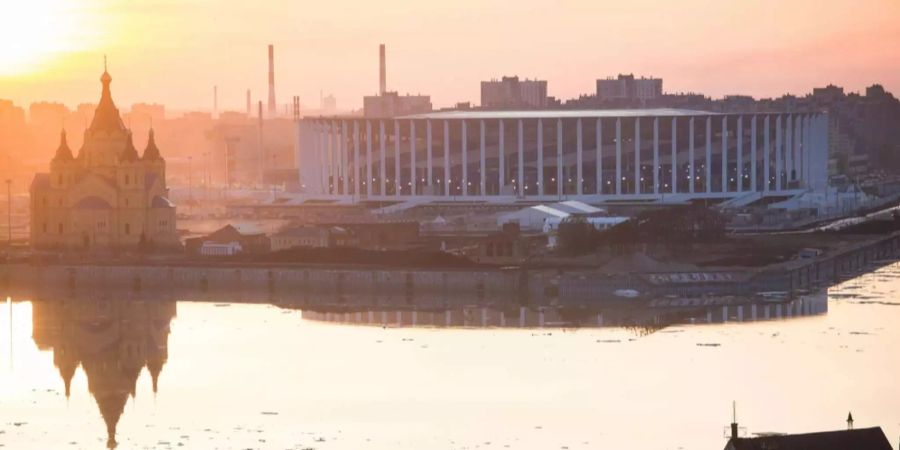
205;224;265;243
142;128;164;161
52;130;75;162
119;131;139;162
88;69;127;133
150;195;175;208
727;427;893;450
74;196;112;210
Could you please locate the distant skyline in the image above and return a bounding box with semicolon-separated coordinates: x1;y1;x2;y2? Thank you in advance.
1;0;898;112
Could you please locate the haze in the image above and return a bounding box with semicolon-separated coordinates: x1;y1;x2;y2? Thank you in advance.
1;0;899;111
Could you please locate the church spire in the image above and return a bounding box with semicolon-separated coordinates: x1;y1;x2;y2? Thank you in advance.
52;129;75;161
88;59;126;133
120;131;139;162
142;128;163;161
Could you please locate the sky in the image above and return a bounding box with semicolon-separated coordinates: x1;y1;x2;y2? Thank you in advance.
0;0;898;112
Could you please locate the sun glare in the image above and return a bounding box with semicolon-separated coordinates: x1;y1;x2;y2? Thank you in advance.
0;0;85;76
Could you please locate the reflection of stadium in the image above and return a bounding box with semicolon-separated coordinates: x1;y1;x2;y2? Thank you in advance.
299;292;827;329
31;297;176;449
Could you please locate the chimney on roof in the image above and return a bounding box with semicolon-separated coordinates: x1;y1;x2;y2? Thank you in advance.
730;401;739;440
268;44;276;116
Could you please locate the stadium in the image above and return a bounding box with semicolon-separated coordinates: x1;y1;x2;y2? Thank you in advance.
295;109;829;205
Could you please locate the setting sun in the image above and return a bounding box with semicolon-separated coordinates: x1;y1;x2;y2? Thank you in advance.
0;0;86;76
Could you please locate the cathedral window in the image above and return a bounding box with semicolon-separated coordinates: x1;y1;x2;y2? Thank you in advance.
124;223;130;235
58;223;64;234
57;174;62;185
42;197;47;207
42;223;47;233
125;174;130;185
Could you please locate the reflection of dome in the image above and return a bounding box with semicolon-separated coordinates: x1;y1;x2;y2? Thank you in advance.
29;296;177;448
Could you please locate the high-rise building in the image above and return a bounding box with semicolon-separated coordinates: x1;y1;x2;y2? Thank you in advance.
481;76;549;109
596;74;663;101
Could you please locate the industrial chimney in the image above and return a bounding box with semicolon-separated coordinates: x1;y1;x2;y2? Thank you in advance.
246;89;251;115
268;44;276;116
379;44;386;95
213;85;218;118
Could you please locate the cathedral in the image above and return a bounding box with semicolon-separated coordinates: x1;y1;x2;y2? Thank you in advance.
30;67;178;251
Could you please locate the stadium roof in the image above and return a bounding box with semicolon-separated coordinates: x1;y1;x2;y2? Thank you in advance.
399;108;715;120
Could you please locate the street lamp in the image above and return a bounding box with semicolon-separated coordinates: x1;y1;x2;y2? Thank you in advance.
5;179;11;248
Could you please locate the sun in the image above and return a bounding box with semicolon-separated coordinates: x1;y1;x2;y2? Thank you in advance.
0;0;85;76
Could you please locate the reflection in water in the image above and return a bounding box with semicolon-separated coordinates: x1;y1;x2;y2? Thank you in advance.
16;291;829;447
296;293;828;332
30;297;176;448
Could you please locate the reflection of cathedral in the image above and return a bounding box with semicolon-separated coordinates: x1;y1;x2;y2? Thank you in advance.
29;64;178;250
31;297;176;449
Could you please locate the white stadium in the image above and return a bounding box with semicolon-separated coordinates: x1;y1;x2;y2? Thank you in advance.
295;109;829;205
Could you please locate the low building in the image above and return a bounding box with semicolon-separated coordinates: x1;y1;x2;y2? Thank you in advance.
497;200;609;231
725;427;892;450
271;226;329;251
185;224;270;255
199;241;242;256
363;92;432;118
319;221;420;250
471;223;541;265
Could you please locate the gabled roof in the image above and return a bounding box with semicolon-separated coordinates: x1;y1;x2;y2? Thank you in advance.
75;196;112;210
726;427;892;450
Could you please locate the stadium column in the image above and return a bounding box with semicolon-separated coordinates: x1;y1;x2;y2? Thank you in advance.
721;116;727;193
705;116;712;194
795;115;803;186
775;115;782;191
410;120;417;196
462;121;468;197
671;117;677;194
634;117;641;195
393;121;400;195
443;121;450;196
576;118;583;196
426;120;433;191
737;116;743;193
332;121;339;194
750;116;757;193
557;118;564;198
379;121;386;196
785;114;793;183
538;119;544;196
653;117;659;194
366;120;372;197
499;120;505;192
518;119;524;197
615;117;622;195
688;117;695;194
353;121;361;197
596;118;602;195
804;114;812;188
763;116;770;192
480;120;486;196
341;121;348;195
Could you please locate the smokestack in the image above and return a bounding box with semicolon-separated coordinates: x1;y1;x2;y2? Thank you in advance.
258;100;264;183
246;89;251;115
213;85;218;118
268;44;276;116
379;44;386;95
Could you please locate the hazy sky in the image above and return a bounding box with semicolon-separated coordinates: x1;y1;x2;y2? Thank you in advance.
1;0;898;112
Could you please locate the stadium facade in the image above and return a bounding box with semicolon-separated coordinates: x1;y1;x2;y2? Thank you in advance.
295;109;829;203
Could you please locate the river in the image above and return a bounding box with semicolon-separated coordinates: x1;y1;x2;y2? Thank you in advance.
1;263;899;449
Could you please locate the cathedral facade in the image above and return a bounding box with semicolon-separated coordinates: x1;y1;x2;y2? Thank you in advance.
30;68;178;251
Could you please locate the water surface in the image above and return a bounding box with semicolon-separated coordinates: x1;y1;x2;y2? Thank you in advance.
1;264;899;449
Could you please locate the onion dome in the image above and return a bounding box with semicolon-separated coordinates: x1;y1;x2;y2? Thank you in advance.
88;65;126;133
52;130;75;162
120;131;139;162
142;128;163;161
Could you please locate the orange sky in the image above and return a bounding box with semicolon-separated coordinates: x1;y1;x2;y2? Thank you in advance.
1;0;898;112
